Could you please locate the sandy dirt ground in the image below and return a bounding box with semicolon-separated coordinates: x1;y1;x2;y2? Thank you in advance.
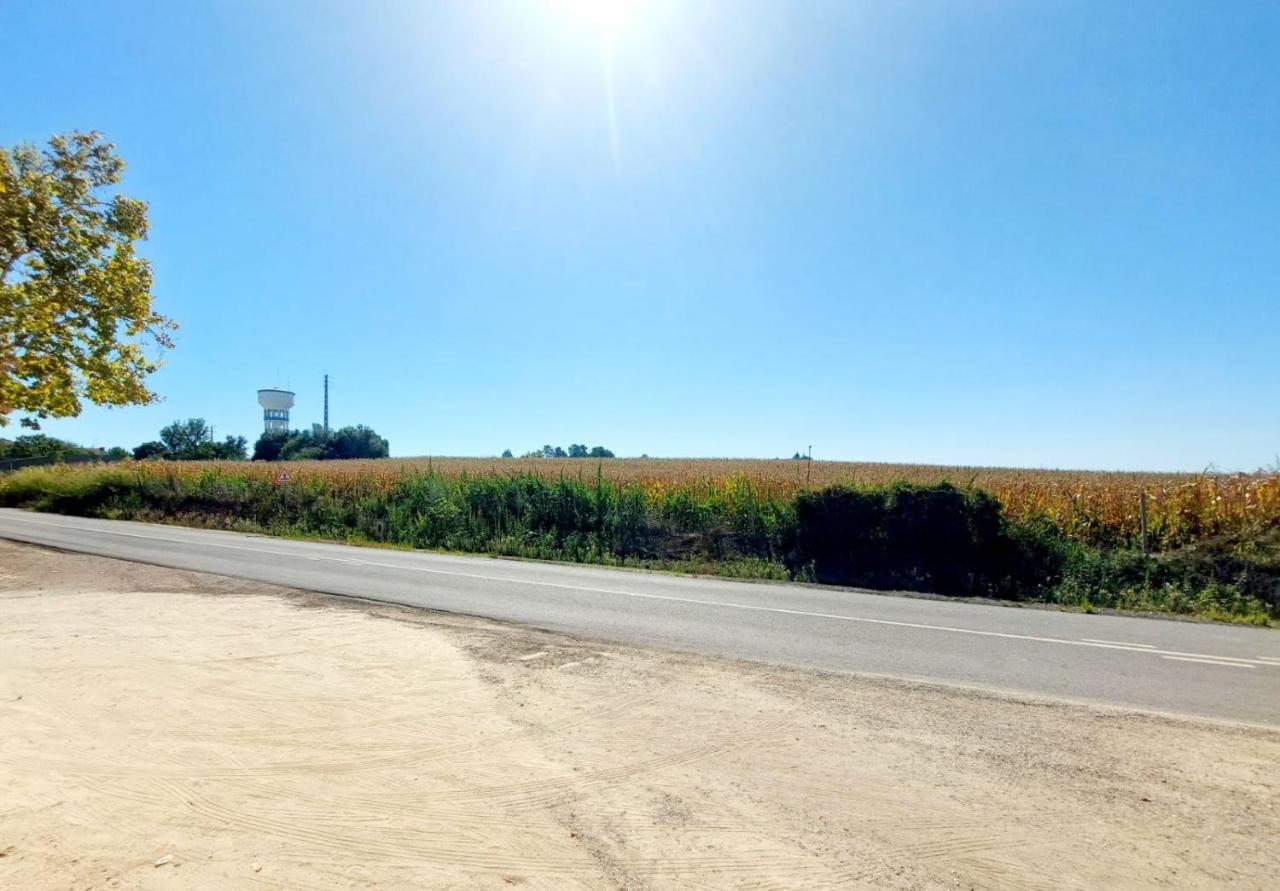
1;540;1277;890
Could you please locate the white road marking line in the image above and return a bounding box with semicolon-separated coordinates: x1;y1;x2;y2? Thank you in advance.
4;514;1277;669
1257;657;1280;664
1162;656;1255;669
1083;639;1156;648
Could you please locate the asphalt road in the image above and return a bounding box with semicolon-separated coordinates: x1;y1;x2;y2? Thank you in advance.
3;509;1278;726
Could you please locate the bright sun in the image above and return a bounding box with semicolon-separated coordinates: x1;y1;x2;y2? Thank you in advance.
538;0;650;166
546;0;638;45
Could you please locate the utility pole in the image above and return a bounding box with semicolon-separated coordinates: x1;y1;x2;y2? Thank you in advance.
323;374;330;434
806;445;813;486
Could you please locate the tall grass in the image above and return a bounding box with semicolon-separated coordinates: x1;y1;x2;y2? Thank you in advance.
2;460;1276;623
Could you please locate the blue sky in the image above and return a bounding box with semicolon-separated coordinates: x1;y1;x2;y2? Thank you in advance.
6;1;1277;470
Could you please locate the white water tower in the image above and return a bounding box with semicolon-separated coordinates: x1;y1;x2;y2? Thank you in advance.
257;388;295;433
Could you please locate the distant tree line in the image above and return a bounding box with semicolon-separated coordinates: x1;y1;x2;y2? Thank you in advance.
2;423;246;464
133;418;247;460
253;425;389;461
2;417;391;466
0;434;128;464
506;444;615;459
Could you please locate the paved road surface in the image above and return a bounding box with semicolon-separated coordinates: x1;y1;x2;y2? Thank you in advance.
3;509;1278;726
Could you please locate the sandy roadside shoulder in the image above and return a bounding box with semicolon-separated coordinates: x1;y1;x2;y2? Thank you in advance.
1;540;1277;889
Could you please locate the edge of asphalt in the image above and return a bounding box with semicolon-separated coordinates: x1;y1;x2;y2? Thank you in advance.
5;507;1273;629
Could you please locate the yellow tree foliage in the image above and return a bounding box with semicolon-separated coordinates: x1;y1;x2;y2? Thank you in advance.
0;131;175;428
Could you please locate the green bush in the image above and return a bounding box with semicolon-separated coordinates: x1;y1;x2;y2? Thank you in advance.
791;483;1063;597
1054;529;1279;621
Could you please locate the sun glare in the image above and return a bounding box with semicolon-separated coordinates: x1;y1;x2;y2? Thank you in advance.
547;0;638;46
538;0;646;167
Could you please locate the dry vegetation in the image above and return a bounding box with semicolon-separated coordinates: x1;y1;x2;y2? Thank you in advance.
81;456;1280;549
4;457;1278;621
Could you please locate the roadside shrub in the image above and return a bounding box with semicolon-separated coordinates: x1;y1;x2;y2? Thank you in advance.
791;483;1063;597
1053;528;1279;620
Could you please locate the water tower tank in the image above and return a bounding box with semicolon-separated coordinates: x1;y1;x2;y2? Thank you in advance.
257;388;295;433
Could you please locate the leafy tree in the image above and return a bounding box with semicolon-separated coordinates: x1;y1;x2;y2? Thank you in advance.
213;435;247;461
279;428;323;461
528;444;611;458
252;430;289;461
327;425;389;459
0;433;124;465
159;418;212;458
279;426;322;461
132;440;167;460
266;424;389;461
144;418;245;460
1;131;175;429
0;434;175;464
1;433;90;460
501;449;513;458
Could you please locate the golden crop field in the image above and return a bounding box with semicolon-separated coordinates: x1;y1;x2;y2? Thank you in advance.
8;455;1280;619
101;456;1280;548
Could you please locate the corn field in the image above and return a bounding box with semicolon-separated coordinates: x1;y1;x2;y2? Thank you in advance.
25;456;1271;551
4;457;1278;620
